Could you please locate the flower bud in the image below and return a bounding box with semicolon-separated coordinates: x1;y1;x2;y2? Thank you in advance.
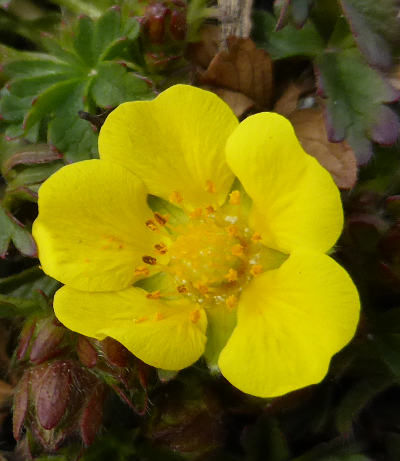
13;359;105;451
101;337;130;368
76;336;98;368
142;1;187;45
29;318;65;364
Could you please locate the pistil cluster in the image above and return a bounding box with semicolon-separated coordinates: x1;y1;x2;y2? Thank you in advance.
137;188;265;312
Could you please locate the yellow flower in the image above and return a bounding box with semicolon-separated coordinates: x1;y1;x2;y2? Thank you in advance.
32;85;360;398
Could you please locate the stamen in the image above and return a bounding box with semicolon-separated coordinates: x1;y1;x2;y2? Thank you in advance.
190;309;201;323
252;232;262;242
224;268;238;282
226;295;237;310
155;243;168;255
135;266;150;277
177;285;188;294
190;208;203;219
250;264;263;276
154;212;168;226
231;244;245;257
194;282;209;295
155;311;165;321
229;190;241;205
205;205;215;215
146;290;161;299
133;316;148;324
142;255;157;265
206;180;215;193
146;219;158;231
170;190;183;204
226;224;238;237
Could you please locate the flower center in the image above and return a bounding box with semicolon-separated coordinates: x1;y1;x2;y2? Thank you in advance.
169;219;244;291
138;190;268;311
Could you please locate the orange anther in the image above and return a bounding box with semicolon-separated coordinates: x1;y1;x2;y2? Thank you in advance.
206;180;215;193
170;190;183;204
224;268;238;282
229;190;241;205
226;224;238;237
205;205;215;214
190;208;203;219
135;266;150;277
155;311;165;321
142;255;157;265
133;316;148;324
146;290;161;299
226;295;237;310
154;212;168;226
252;232;262;242
146;219;158;231
177;285;188;294
190;309;201;323
194;282;209;295
155;243;168;255
231;244;244;257
250;264;263;276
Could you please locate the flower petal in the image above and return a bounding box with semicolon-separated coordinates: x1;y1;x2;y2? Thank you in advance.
99;84;238;210
218;250;360;398
226;113;343;253
33;160;164;292
54;286;207;370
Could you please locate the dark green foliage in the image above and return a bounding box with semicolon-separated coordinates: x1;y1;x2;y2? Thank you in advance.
253;4;400;163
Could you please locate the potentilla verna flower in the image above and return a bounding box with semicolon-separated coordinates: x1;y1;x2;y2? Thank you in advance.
33;84;360;398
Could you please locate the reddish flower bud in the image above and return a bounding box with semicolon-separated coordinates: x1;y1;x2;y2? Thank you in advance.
13;371;29;441
77;336;98;368
36;361;73;430
16;319;36;361
80;384;106;446
101;337;130;368
144;3;168;44
29;318;65;364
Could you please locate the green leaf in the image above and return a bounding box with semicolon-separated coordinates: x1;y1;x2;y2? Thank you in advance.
335;375;394;434
23;78;85;131
0;89;33;123
1;144;62;177
0;207;36;257
316;48;399;163
49;115;98;162
93;7;122;59
0;266;58;298
9;72;80;99
90;62;154;107
6;162;62;189
340;0;400;69
242;416;290;461
0;296;39;318
253;11;325;59
73;15;96;67
0;266;58;317
4;59;73;80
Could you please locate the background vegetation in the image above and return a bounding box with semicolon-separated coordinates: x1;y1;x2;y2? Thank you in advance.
1;0;400;459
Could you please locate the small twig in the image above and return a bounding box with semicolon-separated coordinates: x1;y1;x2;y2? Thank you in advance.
217;0;253;49
78;110;112;130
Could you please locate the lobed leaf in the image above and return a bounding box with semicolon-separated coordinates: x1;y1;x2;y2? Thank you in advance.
316;48;400;163
340;0;400;70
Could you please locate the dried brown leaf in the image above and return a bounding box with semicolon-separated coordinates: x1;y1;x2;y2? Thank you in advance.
289;108;358;189
274;78;314;117
200;37;273;109
203;85;255;117
187;25;220;69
